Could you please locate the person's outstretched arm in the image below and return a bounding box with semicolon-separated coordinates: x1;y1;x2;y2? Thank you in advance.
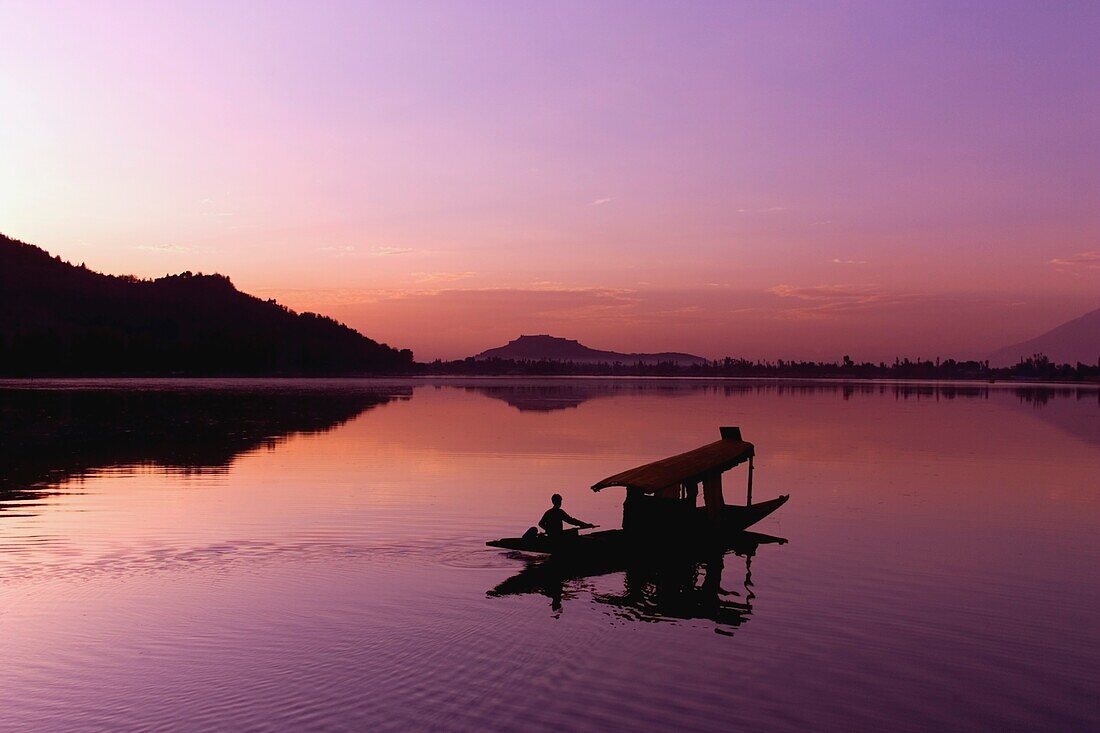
561;511;591;528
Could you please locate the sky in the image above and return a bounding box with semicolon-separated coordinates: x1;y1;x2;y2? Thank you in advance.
2;0;1098;361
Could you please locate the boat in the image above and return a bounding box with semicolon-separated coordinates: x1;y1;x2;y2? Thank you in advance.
487;426;789;556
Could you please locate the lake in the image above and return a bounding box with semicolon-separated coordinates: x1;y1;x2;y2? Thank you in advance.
1;378;1098;732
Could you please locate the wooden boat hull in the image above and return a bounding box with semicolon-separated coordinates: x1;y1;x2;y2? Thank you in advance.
720;493;790;531
487;494;788;556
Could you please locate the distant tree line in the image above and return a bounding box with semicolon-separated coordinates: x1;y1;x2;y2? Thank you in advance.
420;353;1100;383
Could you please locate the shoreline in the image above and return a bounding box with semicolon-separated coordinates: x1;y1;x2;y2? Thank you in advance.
1;374;1097;390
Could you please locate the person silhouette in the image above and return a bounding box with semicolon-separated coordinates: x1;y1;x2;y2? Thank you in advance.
538;493;592;536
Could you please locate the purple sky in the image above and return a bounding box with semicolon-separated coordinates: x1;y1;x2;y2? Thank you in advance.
2;1;1098;359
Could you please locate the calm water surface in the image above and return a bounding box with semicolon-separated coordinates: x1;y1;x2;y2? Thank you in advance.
1;378;1098;732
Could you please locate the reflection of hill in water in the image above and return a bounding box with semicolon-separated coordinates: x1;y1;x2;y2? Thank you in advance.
0;385;408;510
460;379;1100;444
461;384;598;411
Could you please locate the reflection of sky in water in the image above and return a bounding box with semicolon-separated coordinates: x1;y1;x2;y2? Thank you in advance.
0;379;1098;732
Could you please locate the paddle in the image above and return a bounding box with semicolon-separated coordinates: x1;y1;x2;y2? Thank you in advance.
560;524;599;535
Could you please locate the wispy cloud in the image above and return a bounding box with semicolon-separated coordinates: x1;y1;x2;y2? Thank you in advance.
316;244;415;258
769;283;921;319
317;245;357;257
256;284;635;309
771;283;881;300
736;206;786;213
589;197;614;206
412;271;477;284
135;242;201;253
1049;251;1100;271
831;258;867;265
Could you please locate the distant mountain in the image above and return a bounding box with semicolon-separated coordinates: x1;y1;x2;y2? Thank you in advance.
989;307;1100;366
473;335;708;366
0;233;413;375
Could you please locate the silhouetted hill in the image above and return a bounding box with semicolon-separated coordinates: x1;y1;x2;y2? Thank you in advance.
473;335;707;366
0;234;413;375
990;307;1100;366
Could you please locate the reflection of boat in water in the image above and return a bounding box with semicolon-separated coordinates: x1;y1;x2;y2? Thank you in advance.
488;427;788;556
488;530;787;629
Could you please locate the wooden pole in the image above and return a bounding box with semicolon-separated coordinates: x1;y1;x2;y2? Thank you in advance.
702;473;723;522
746;456;754;505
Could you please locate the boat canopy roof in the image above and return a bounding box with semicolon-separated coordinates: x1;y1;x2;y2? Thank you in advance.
591;427;754;493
